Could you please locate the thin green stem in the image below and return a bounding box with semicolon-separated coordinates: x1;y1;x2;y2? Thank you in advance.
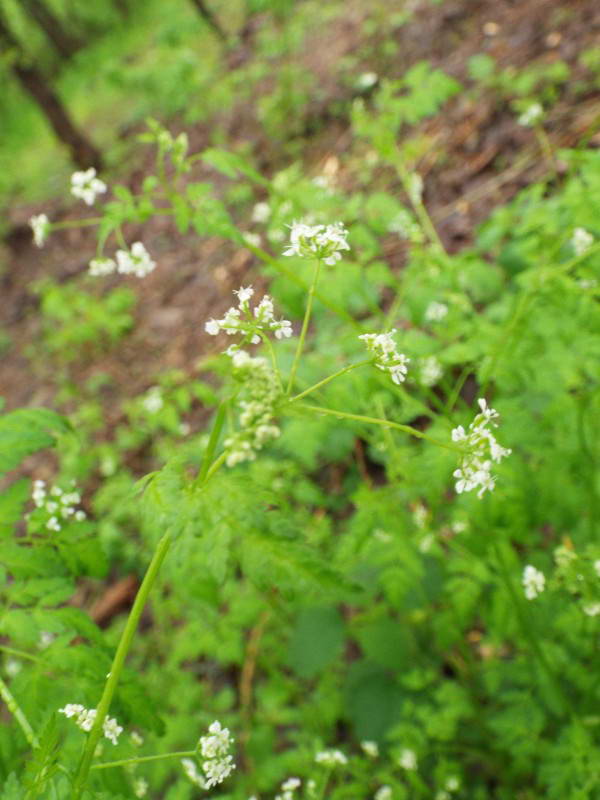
72;532;173;798
91;749;196;770
0;674;39;749
196;402;227;487
392;151;446;254
0;644;42;663
287;360;371;404
51;217;103;230
493;541;569;716
204;450;228;482
297;403;463;452
286;259;322;395
260;333;283;390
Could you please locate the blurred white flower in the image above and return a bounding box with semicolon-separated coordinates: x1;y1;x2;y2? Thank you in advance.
572;227;593;257
283;221;350;266
89;257;117;277
522;565;545;600
359;330;409;385
116;242;156;278
518;103;543;127
30;214;50;248
71;168;107;206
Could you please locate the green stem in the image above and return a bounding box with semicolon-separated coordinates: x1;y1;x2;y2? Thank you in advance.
493;541;568;715
196;402;227;486
286;259;322;395
204;450;228;482
91;749;196;770
51;217;103;230
0;644;42;663
0;674;39;749
296;403;463;452
71;532;173;798
392;151;445;254
287;360;371;404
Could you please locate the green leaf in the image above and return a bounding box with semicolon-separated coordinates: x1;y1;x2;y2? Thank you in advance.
288;607;345;678
0;408;69;477
0;775;24;800
344;661;405;741
0;478;29;538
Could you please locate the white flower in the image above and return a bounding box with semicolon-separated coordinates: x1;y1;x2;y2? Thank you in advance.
205;286;292;347
252;202;271;223
424;301;448;322
388;210;424;244
283;221;350;265
103;716;123;745
130;731;144;746
198;720;235;788
46;516;61;532
282;778;301;792
361;740;379;758
522;565;545;600
38;631;55;649
6;658;22;677
30;214;50;248
357;71;378;90
32;479;46;508
58;704;122;744
583;603;600;617
518;103;543;127
134;777;148;798
445;776;460;792
572;227;594;257
594;560;600;579
116;242;156;278
420;355;443;387
398;748;418;770
181;758;206;788
143;387;163;414
407;173;423;204
70;168;107;206
374;787;392;800
451;398;511;498
315;749;348;767
89;257;116;277
359;330;409;385
243;232;261;248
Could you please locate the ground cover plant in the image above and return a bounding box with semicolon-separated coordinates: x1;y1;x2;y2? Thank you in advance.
2;1;600;799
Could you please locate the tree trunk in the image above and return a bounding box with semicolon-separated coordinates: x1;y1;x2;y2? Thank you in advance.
22;0;83;60
0;17;102;169
188;0;227;42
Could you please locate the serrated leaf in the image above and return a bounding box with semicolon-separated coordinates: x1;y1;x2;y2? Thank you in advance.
0;478;29;538
0;409;69;476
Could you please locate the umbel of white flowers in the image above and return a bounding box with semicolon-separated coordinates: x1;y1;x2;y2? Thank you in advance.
58;704;123;745
89;242;156;278
572;227;594;257
205;286;292;348
70;168;107;206
451;398;511;498
359;329;410;385
29;214;50;248
32;479;86;533
283;220;350;265
522;565;545;599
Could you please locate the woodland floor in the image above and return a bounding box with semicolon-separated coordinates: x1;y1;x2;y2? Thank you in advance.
2;0;600;434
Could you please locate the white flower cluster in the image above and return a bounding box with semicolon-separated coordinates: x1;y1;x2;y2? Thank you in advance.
359;330;410;385
29;214;50;248
32;480;86;532
522;565;545;600
435;776;461;800
518;102;543;127
58;704;122;745
388;209;424;244
133;777;148;798
572;227;594;257
375;787;392;800
361;740;379;758
451;399;511;498
198;720;236;789
181;758;206;788
398;748;418;770
283;221;350;265
252;201;271;223
275;777;301;800
205;286;292;348
314;749;348;767
424;301;448;323
225;351;281;467
70;168;107;206
88;243;156;279
419;355;443;387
